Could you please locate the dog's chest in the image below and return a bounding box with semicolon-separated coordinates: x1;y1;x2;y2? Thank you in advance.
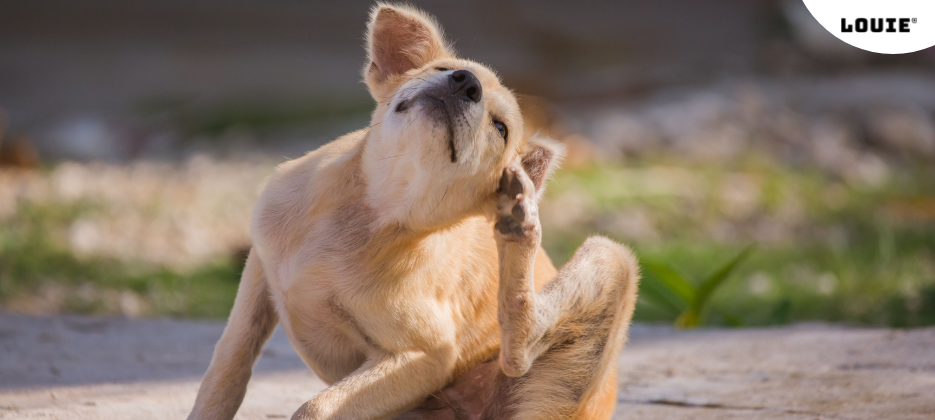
278;259;462;383
269;218;467;377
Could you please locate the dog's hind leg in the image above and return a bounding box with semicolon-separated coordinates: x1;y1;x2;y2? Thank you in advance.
394;148;638;420
488;165;639;420
188;247;279;420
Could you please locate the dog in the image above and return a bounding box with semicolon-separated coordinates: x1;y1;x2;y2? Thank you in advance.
188;4;639;419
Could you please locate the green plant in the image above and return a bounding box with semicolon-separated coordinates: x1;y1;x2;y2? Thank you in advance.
640;247;753;328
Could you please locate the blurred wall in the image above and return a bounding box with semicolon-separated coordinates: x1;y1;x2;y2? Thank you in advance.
1;0;931;160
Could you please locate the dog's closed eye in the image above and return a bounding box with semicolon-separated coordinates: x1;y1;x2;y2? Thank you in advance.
395;99;410;113
435;67;450;72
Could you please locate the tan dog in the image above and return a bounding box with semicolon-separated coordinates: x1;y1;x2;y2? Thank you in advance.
188;4;639;419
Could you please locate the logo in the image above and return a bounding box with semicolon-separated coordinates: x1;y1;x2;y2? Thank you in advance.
802;0;935;54
841;18;914;33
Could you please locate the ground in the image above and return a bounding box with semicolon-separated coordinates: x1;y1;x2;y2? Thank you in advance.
1;313;932;419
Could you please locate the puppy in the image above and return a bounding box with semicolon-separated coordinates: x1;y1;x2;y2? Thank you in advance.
188;4;639;420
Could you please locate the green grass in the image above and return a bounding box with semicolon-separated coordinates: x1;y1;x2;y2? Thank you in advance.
0;200;242;318
1;154;933;326
622;234;935;328
541;155;935;328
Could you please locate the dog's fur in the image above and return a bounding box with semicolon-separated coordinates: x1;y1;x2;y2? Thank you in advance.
188;4;639;420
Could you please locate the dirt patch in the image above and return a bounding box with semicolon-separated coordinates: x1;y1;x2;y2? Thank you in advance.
1;313;932;419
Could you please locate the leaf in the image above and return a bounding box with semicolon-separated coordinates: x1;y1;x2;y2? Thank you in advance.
641;261;696;304
674;311;699;328
638;275;688;315
770;298;792;325
717;309;744;328
681;247;753;329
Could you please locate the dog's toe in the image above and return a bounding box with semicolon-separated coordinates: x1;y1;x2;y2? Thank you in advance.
496;166;538;240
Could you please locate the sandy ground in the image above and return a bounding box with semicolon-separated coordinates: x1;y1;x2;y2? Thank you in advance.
1;313;933;419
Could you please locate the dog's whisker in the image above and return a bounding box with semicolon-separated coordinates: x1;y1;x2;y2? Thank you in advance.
428;185;449;217
378;154;406;161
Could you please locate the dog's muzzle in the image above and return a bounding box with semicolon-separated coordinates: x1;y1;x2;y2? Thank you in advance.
403;69;484;163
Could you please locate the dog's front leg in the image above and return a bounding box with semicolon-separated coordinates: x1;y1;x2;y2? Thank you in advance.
189;247;279;420
493;164;546;377
493;162;640;418
291;348;455;420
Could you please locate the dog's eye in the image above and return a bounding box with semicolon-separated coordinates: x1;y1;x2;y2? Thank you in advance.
493;120;508;141
435;67;450;72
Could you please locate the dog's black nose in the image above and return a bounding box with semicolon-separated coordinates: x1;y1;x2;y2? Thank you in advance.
449;70;482;103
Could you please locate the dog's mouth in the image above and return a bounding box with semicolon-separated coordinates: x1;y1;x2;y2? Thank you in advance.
398;93;473;164
425;96;458;163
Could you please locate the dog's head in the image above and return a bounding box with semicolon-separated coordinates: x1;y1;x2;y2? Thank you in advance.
361;4;564;230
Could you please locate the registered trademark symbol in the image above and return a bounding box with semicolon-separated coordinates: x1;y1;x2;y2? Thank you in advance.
912;18;918;24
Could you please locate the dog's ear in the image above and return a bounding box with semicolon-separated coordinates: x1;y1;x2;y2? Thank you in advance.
520;135;566;194
364;4;452;101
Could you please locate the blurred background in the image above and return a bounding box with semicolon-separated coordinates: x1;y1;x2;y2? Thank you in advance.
1;0;933;327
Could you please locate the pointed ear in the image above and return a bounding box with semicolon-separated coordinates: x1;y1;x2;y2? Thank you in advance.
363;4;452;101
520;135;566;194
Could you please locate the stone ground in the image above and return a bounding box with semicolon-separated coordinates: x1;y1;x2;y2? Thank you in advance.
0;313;933;419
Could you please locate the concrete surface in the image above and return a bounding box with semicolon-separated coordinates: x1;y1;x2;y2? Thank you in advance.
0;312;933;419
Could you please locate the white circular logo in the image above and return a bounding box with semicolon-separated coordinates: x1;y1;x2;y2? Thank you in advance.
802;0;935;54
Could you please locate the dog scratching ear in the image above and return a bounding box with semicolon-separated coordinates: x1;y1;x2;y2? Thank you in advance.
520;135;566;193
364;4;452;100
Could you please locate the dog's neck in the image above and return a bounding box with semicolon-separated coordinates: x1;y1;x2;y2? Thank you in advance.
360;128;492;233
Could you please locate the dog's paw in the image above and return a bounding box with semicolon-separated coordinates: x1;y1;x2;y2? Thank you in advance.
495;165;539;241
